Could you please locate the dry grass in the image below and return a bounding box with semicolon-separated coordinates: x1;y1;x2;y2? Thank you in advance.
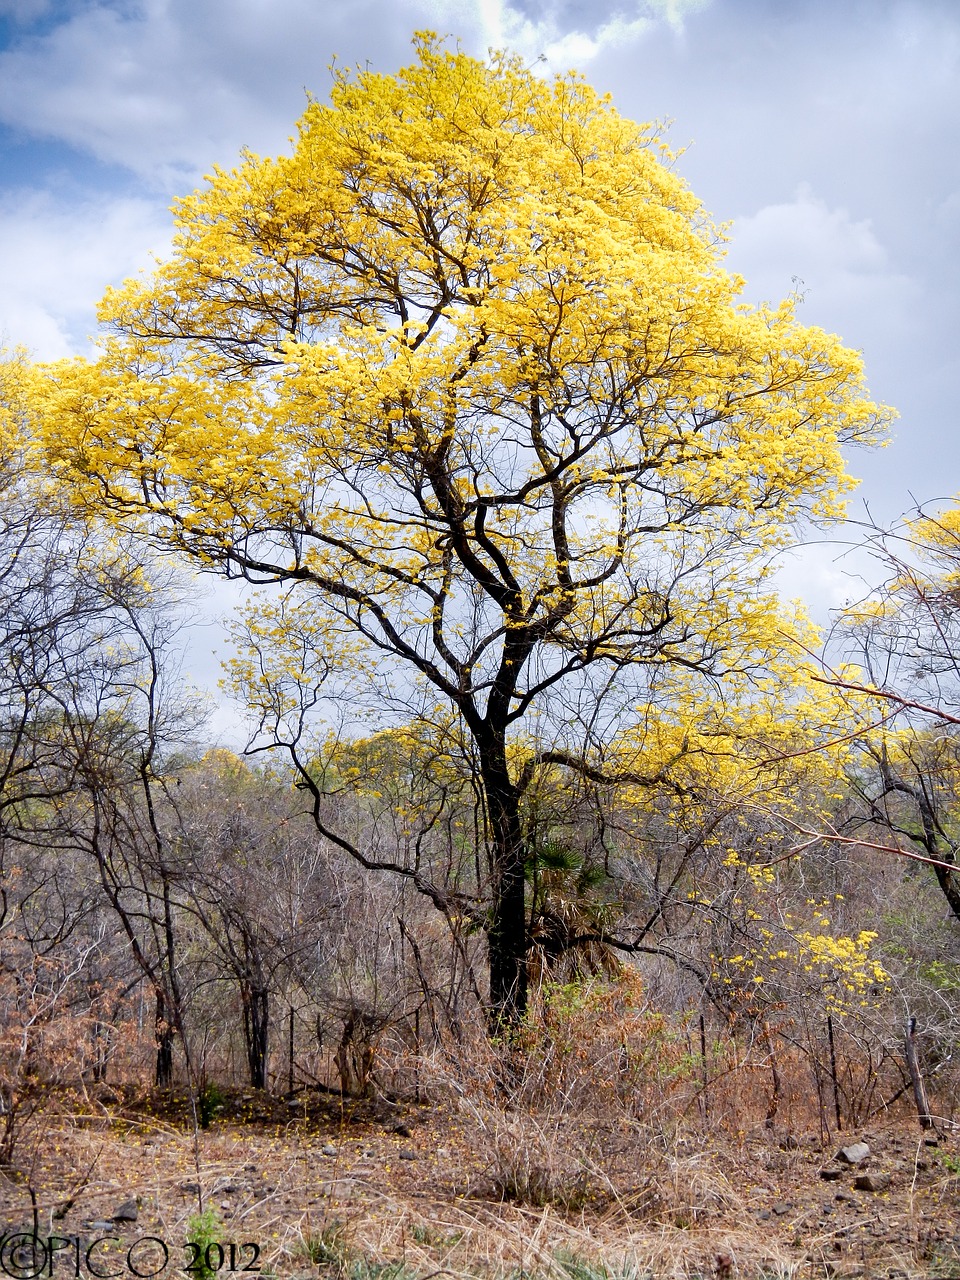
1;996;958;1280
3;1087;957;1280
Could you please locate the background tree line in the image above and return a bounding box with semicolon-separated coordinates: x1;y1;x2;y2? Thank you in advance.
3;38;960;1160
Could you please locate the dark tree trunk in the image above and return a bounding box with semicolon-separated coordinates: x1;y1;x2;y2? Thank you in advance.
481;747;528;1025
933;861;960;925
912;776;960;924
155;991;174;1087
877;763;960;925
242;983;270;1091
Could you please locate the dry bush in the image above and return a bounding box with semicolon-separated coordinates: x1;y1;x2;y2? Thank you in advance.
517;972;704;1119
646;1152;744;1229
405;970;762;1220
467;1106;596;1207
0;943;133;1168
461;1103;746;1229
422;970;707;1125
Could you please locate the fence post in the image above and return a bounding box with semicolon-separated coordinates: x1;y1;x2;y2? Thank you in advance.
827;1014;842;1131
288;1004;295;1096
699;1012;710;1122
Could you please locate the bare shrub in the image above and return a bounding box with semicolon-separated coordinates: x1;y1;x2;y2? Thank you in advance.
472;1107;593;1207
649;1152;744;1229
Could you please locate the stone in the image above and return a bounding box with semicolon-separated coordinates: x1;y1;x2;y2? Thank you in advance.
836;1142;870;1166
819;1165;844;1181
322;1144;337;1156
853;1172;890;1193
399;1148;417;1161
772;1201;792;1215
112;1199;138;1222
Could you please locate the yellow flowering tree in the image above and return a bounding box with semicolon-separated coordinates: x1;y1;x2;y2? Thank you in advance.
29;36;889;1021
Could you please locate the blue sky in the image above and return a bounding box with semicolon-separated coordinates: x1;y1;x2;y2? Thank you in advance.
0;0;957;737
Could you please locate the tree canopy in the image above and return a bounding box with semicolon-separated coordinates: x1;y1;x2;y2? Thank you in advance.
29;35;890;1020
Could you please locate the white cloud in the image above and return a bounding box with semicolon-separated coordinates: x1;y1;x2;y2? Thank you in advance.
773;537;881;628
0;0;422;185
0;188;171;358
470;0;707;69
473;0;649;68
727;185;920;340
0;0;712;187
734;184;886;279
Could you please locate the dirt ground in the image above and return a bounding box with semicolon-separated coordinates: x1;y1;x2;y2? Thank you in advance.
2;1087;959;1280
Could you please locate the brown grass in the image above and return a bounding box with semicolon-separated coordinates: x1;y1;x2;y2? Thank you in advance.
1;988;958;1280
1;1079;958;1280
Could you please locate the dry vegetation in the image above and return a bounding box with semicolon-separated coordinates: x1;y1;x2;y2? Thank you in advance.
4;699;960;1279
4;684;960;1279
3;1039;960;1280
